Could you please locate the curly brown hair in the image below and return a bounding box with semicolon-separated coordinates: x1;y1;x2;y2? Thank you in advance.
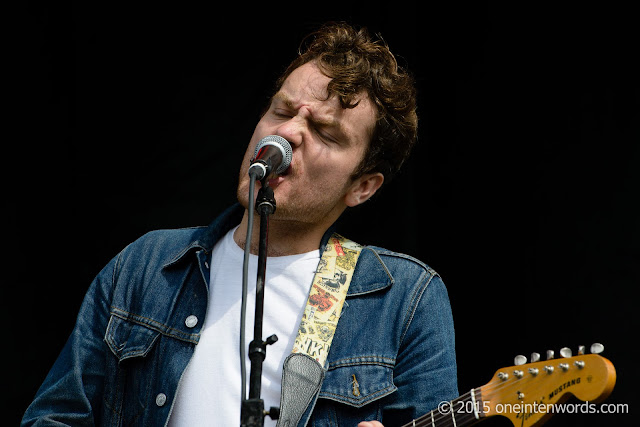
274;22;418;182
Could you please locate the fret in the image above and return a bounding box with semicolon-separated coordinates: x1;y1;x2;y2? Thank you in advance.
469;388;479;420
451;404;457;426
397;353;614;427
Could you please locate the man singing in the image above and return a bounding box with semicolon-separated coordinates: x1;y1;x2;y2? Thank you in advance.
23;22;457;427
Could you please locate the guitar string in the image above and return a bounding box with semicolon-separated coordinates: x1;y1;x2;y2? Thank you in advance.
403;376;533;427
403;390;476;427
403;357;593;426
420;386;494;427
408;372;566;427
410;405;477;427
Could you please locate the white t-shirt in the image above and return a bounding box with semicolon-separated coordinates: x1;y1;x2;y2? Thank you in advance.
168;226;320;426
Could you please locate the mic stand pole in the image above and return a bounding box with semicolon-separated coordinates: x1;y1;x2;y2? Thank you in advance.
241;180;280;427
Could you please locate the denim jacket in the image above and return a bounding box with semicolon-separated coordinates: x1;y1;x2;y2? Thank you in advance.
22;204;457;426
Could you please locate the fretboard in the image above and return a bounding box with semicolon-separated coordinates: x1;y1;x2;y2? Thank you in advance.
401;389;484;427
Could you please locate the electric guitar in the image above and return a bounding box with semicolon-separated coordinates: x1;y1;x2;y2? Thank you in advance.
401;344;616;427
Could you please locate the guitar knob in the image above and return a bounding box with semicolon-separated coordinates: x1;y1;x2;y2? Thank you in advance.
531;352;541;362
578;345;585;355
514;355;527;366
560;347;572;358
546;350;555;360
590;343;604;354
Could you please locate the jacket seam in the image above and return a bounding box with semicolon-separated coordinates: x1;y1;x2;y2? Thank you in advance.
110;307;200;344
318;384;396;408
328;356;396;369
399;269;435;347
111;246;127;296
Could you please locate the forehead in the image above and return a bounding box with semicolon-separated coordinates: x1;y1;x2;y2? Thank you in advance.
276;62;376;142
278;62;332;104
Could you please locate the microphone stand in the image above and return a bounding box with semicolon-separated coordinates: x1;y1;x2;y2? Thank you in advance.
241;178;280;427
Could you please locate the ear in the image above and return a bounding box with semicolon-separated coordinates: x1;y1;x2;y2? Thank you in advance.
344;172;384;207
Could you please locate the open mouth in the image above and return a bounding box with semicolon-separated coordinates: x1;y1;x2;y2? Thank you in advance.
265;164;291;188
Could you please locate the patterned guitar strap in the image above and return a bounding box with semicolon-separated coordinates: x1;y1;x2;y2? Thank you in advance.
276;233;363;427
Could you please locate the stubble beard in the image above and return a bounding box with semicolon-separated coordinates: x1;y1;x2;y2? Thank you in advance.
235;176;347;233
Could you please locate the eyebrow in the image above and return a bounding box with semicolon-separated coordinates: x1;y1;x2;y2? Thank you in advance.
273;92;295;110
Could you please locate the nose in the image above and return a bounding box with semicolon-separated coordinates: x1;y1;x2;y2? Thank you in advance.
274;115;304;149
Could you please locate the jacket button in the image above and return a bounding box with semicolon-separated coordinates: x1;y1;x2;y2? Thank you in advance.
185;315;198;328
155;393;167;407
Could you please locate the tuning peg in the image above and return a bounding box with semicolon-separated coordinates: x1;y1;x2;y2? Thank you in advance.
531;352;541;363
578;345;585;355
560;347;572;358
514;355;527;366
590;343;604;354
546;350;555;360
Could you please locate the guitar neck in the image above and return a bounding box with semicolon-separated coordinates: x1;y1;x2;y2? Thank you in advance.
401;389;484;427
399;351;615;427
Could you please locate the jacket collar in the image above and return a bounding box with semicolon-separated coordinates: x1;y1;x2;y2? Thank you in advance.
163;204;244;268
164;203;395;295
347;246;394;296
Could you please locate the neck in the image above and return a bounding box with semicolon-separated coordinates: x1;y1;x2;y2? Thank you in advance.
401;390;483;427
233;210;328;256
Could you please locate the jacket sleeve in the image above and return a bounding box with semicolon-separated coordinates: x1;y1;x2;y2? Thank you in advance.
21;253;120;426
383;273;458;424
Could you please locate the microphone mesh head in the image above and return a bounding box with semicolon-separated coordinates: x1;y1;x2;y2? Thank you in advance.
253;135;293;174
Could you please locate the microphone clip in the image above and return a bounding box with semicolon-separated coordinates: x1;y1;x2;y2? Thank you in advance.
255;180;276;216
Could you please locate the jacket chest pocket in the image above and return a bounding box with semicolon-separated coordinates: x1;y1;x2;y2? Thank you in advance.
103;315;163;424
105;315;161;361
312;362;397;426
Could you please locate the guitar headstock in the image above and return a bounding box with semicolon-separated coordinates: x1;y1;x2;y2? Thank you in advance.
479;345;616;426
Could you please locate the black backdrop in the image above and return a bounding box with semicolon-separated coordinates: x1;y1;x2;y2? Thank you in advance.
7;1;638;425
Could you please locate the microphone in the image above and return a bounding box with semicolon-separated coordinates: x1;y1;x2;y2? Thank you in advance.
248;135;293;180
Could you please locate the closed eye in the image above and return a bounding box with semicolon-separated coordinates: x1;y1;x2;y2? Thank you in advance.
315;127;338;144
272;109;294;119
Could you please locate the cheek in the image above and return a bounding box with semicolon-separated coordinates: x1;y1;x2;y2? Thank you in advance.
301;160;354;198
311;151;358;181
240;147;253;170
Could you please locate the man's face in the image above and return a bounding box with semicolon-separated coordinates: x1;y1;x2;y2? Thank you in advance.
237;61;379;228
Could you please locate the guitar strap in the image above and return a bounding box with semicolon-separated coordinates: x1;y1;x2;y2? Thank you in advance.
276;233;363;426
292;233;363;365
